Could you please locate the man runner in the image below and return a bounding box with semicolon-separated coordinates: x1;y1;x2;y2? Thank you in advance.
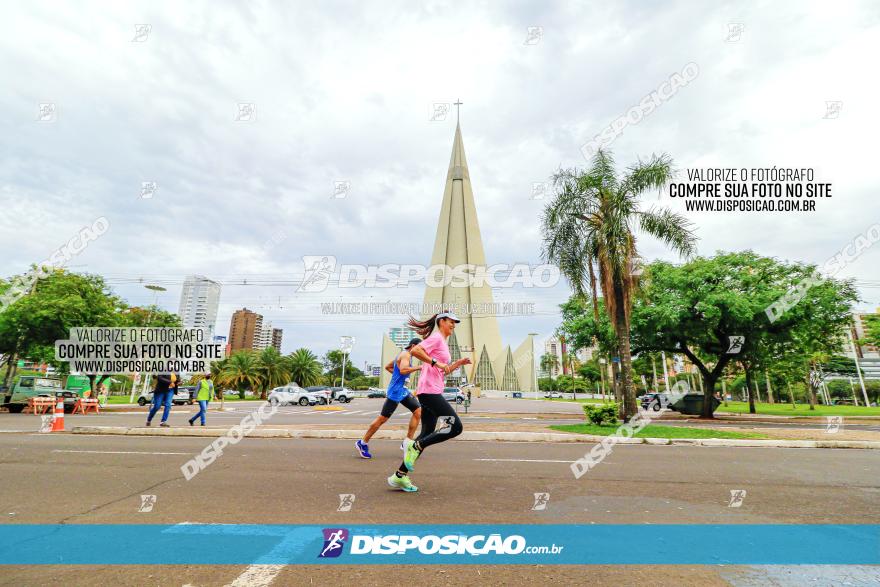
355;337;422;459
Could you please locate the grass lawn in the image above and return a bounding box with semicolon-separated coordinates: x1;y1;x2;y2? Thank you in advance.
550;423;768;440
715;401;880;417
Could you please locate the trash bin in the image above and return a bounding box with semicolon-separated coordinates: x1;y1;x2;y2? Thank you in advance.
672;393;721;416
512;392;523;399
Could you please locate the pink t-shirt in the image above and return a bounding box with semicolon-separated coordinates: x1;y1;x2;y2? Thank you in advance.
416;331;450;395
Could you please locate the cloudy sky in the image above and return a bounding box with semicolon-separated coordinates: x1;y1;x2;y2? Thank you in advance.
2;0;879;368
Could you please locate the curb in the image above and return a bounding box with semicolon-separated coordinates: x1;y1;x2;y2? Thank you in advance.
68;426;880;449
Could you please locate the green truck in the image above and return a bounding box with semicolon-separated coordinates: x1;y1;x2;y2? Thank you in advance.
2;374;91;413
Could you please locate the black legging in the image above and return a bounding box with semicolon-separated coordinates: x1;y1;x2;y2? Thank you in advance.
416;393;463;448
397;393;463;474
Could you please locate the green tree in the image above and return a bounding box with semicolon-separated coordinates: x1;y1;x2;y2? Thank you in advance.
539;353;559;381
541;151;696;420
286;348;322;387
0;269;124;389
256;347;290;400
629;252;858;417
218;350;262;399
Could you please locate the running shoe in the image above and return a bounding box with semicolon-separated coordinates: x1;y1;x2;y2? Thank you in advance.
403;440;421;471
356;440;372;459
387;474;418;492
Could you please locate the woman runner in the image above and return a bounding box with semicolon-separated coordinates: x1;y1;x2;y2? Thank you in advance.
387;311;471;492
356;337;422;458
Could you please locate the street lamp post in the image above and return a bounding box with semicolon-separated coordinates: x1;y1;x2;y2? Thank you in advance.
340;336;355;391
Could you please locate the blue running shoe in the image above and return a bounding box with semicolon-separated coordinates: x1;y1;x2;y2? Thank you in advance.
356;440;372;459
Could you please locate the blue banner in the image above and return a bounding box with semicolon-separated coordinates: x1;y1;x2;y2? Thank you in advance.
0;524;877;565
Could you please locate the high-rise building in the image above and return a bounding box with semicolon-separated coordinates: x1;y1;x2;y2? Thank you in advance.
228;308;263;352
272;328;283;352
178;275;221;336
379;123;536;391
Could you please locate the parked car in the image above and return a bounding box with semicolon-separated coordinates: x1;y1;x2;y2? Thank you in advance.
2;376;93;413
329;386;355;403
367;388;386;398
304;386;333;404
137;387;194;406
544;391;563;399
267;385;318;406
639;392;672;412
442;387;466;404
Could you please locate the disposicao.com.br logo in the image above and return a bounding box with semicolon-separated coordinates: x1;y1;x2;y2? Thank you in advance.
318;528;563;558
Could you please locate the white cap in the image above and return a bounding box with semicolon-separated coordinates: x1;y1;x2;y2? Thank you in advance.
437;311;461;323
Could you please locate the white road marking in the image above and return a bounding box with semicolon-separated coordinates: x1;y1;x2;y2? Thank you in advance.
52;450;189;455
345;410;363;415
473;458;574;463
227;564;286;587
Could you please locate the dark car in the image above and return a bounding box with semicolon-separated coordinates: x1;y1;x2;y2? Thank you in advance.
640;392;672;412
367;388;386;398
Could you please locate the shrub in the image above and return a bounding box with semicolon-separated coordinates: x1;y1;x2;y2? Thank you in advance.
583;402;619;426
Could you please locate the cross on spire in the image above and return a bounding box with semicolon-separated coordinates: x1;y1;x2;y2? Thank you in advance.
454;99;463;124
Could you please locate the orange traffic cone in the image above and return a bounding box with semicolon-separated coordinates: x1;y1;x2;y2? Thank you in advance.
51;398;65;432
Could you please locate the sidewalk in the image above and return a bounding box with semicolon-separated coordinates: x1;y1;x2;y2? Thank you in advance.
69;424;880;450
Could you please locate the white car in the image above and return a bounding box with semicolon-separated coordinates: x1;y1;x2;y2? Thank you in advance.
267;385;318;406
137;388;193;406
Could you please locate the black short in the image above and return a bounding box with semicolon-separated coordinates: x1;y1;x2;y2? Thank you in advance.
380;394;420;418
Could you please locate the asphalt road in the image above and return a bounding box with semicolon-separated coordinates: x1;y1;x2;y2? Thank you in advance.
0;432;878;585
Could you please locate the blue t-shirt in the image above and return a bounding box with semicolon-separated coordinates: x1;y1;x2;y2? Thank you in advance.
387;352;413;402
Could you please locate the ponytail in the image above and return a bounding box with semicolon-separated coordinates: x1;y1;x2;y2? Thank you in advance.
408;313;438;338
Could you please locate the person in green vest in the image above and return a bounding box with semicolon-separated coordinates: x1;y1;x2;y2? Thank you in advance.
188;374;215;427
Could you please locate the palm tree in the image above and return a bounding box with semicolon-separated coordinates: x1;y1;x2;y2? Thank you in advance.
540;353;560;383
541;150;697;420
218;350;262;400
286;348;322;387
257;347;290;400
